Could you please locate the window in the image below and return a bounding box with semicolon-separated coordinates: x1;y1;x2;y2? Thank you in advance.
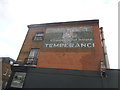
33;32;44;41
11;72;26;88
25;48;39;65
29;48;39;58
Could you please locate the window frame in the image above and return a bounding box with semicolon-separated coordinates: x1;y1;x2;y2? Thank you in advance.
24;48;39;65
33;32;44;41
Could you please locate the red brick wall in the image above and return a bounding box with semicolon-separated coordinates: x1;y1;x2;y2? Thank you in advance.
17;20;105;71
37;24;104;71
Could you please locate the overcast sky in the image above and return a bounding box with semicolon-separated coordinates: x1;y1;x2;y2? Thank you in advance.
0;0;119;69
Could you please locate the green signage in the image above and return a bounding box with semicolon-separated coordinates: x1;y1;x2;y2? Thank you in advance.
44;26;94;48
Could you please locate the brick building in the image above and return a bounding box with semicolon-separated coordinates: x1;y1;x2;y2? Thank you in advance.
5;20;119;89
17;19;109;71
0;57;15;90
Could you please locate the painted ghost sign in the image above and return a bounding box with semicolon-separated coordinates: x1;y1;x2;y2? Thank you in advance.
44;26;94;48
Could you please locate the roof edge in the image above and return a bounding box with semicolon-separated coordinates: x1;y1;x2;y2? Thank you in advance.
27;19;99;28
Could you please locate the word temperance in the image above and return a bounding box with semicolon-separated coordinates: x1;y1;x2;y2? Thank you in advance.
45;43;94;48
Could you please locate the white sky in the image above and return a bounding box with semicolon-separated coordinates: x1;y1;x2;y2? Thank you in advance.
0;0;119;69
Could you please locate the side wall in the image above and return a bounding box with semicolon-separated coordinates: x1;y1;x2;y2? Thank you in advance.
17;20;105;71
37;24;104;71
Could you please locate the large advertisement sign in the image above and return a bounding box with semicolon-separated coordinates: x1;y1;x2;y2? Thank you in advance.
44;26;94;48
